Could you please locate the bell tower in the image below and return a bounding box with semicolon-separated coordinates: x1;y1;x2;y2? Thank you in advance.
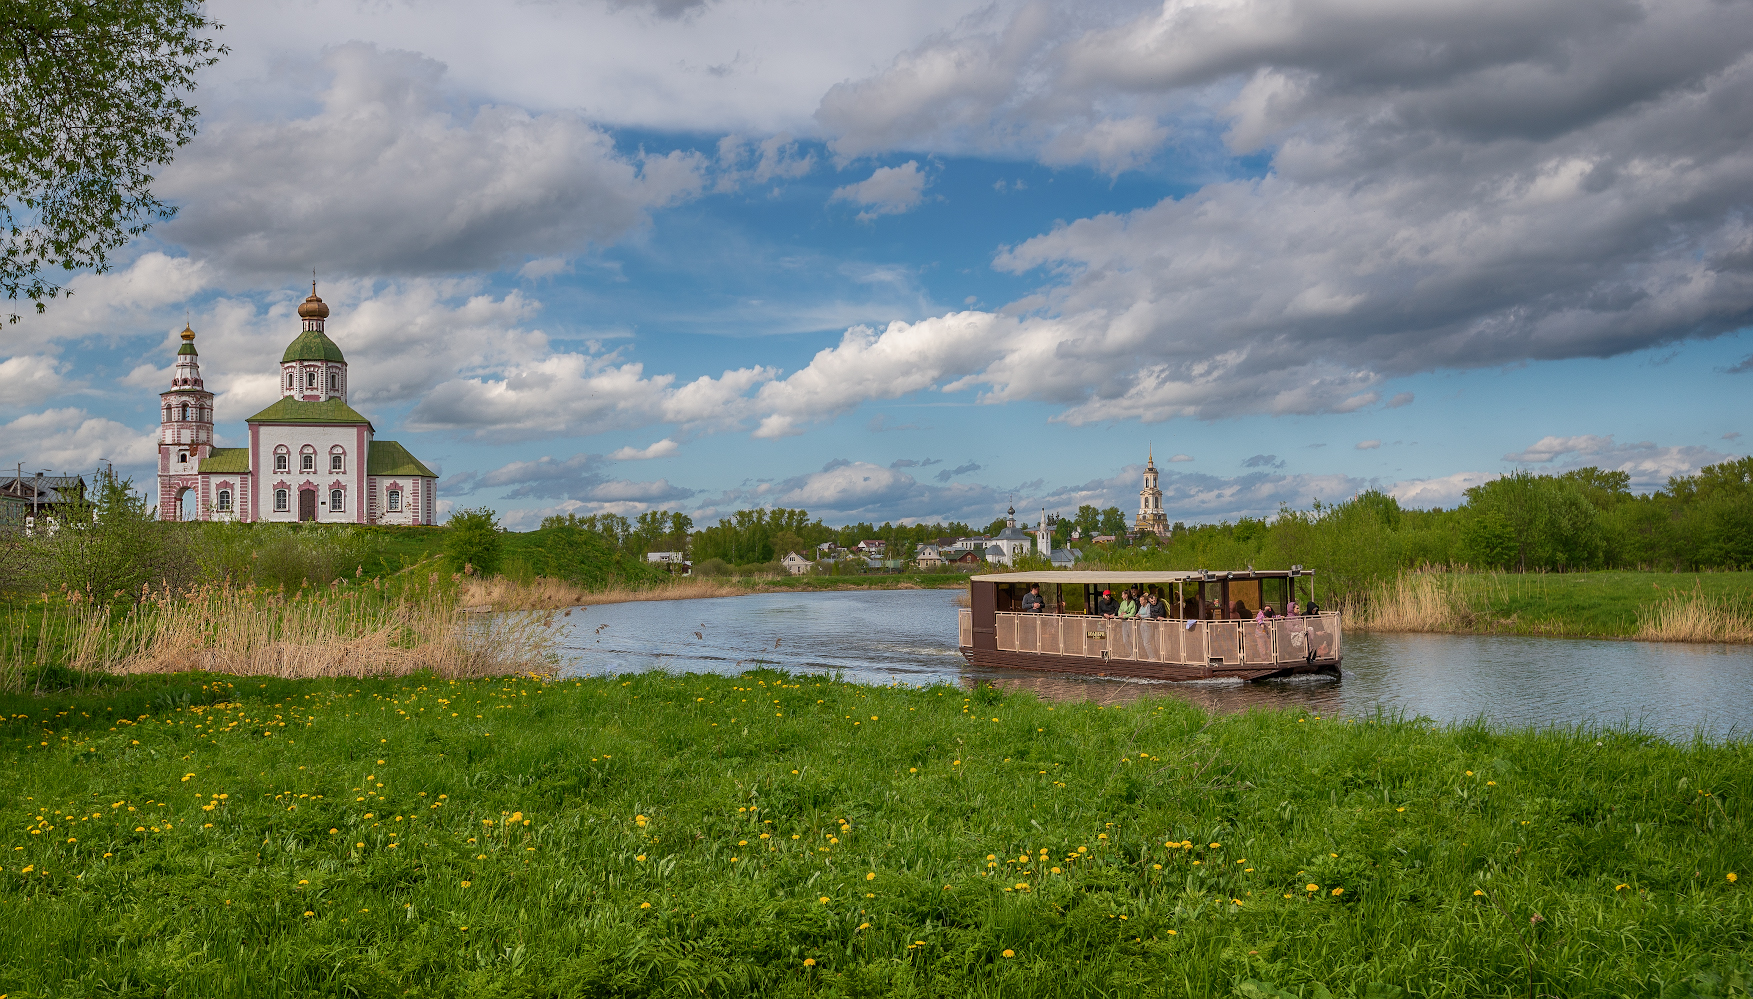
158;324;216;521
1135;446;1169;536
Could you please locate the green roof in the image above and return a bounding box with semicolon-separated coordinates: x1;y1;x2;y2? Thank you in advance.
368;440;436;478
177;342;198;356
245;396;374;427
281;329;347;363
198;448;250;474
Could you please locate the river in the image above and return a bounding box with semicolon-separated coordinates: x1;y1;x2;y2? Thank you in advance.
552;589;1753;742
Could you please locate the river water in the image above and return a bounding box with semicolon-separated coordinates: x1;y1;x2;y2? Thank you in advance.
552;589;1753;742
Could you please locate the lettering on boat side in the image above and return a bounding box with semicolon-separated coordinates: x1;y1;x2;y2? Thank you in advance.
1087;631;1106;639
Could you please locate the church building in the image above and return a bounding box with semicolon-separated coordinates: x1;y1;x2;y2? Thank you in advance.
1135;449;1169;536
157;284;438;525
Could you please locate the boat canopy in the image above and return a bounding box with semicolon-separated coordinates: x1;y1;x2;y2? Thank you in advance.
968;569;1312;584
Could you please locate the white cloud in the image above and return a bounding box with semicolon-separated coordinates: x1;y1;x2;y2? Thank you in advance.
1388;472;1499;510
1167;454;1192;462
0;355;74;407
1355;440;1381;450
1503;434;1732;490
609;439;680;460
830;161;929;220
1386;392;1415;409
158;43;707;278
0;408;157;474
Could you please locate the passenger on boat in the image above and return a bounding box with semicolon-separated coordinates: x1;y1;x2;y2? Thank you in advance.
1118;590;1138;618
1231;599;1249;618
1021;584;1046;613
1288;599;1301;617
1254;605;1276;622
1138;592;1161;618
1305;599;1321;616
1096;590;1119;618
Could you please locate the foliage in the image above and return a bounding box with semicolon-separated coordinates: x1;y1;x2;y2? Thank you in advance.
1;670;1747;996
442;507;503;576
16;466;187;596
0;0;225;321
502;525;667;589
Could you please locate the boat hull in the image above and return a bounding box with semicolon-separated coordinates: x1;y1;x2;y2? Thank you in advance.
958;645;1341;682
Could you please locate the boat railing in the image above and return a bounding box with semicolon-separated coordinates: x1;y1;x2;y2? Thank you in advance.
958;608;1342;667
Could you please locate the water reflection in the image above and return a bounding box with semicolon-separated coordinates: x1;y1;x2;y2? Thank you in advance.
553;589;1753;742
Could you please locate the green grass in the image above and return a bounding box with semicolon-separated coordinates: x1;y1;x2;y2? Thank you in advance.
1442;571;1753;639
1;671;1748;998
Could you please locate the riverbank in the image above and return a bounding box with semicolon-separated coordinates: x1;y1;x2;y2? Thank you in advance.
1348;570;1753;643
458;571;968;611
2;668;1745;997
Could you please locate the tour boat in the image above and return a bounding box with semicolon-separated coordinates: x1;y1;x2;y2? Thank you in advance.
957;569;1342;682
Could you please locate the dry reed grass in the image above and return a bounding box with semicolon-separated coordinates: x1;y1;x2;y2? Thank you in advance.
1635;583;1753;643
458;575;765;611
4;577;560;684
1345;570;1477;633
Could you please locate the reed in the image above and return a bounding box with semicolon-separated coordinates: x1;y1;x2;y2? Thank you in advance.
1635;583;1753;643
1;574;559;686
458;575;768;611
1345;569;1478;633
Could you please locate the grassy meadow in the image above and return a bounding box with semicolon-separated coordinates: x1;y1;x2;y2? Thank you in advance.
2;669;1749;998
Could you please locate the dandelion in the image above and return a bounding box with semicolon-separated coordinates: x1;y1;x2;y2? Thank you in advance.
1331;887;1344;896
803;958;816;967
640;902;651;909
1474;890;1486;896
1306;884;1318;892
819;896;830;904
1729;873;1739;883
1002;949;1015;958
867;872;876;880
636;854;647;861
857;922;871;930
1615;884;1628;891
303;911;314;917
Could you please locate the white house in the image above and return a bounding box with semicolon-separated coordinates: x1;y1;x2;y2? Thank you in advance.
780;551;814;575
156;284;438;524
915;544;946;569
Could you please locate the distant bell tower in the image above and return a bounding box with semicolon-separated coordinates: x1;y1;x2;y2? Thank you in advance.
158;324;215;521
1135;447;1169;536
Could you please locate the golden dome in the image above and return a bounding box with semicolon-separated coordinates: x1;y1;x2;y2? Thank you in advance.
297;280;329;320
180;323;195;342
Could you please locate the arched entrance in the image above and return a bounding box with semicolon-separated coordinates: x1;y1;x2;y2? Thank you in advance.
298;488;317;522
177;487;196;522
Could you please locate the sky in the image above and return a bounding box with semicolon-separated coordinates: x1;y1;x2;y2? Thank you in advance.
5;0;1752;530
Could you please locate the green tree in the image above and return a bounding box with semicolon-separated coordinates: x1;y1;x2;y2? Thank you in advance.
1097;506;1127;536
444;507;503;576
25;464;173;596
1;1;225;321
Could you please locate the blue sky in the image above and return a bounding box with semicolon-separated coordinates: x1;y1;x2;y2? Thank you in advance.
4;0;1750;529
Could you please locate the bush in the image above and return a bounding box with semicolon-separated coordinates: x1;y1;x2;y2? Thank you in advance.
692;557;732;577
443;508;504;576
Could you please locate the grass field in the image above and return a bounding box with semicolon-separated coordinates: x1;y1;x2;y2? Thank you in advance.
2;669;1748;998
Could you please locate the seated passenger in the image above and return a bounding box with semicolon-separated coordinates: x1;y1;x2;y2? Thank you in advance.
1287;599;1301;617
1138;593;1160;619
1231;599;1249;618
1020;584;1045;613
1118;589;1138;618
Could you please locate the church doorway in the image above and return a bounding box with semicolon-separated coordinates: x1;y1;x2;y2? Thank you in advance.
298;489;317;522
177;487;196;522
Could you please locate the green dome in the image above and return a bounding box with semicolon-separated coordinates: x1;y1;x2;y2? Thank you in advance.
177;341;198;356
281;329;346;363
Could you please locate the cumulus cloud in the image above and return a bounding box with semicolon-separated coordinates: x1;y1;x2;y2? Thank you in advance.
0;355;75;407
1503;434;1732;490
609;439;680;460
1386;392;1415;409
1355;440;1381;450
158;43;706;278
803;0;1753;423
1388;471;1499;510
0;408;157;473
830;161;929;220
457;450;697;504
1167;453;1192;462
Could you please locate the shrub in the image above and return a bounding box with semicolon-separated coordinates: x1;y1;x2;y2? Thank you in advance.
443;508;504;576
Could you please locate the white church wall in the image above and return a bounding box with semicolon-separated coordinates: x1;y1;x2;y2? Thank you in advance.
252;424;371;524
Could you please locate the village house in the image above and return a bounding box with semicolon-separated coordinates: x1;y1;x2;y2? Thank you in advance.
780;551;813;575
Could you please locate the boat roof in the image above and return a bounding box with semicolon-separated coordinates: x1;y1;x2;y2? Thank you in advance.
969;569;1313;583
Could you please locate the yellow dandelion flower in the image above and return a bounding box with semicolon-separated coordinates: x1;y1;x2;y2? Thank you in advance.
1002;949;1015;958
819;896;830;904
461;880;471;888
303;911;314;917
803;958;816;967
867;872;876;880
1729;872;1739;882
640;902;651;909
1615;884;1628;891
636;855;647;861
1473;890;1486;896
1331;887;1344;896
1306;884;1318;892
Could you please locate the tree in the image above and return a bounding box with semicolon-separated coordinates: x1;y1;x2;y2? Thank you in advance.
1097;506;1127;536
1;2;226;321
1073;504;1101;537
444;507;503;576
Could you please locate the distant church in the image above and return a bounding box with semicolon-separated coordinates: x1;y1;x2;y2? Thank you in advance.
1135;449;1168;536
157;284;438;524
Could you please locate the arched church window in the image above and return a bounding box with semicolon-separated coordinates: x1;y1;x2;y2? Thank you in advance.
330;449;344;472
387;489;402;512
274;489;289;512
306;371;316;388
329;371;338;392
301;453;315;472
275;452;288;472
177;451;188;464
329;489;344;512
181;404;189;421
216;489;232;512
